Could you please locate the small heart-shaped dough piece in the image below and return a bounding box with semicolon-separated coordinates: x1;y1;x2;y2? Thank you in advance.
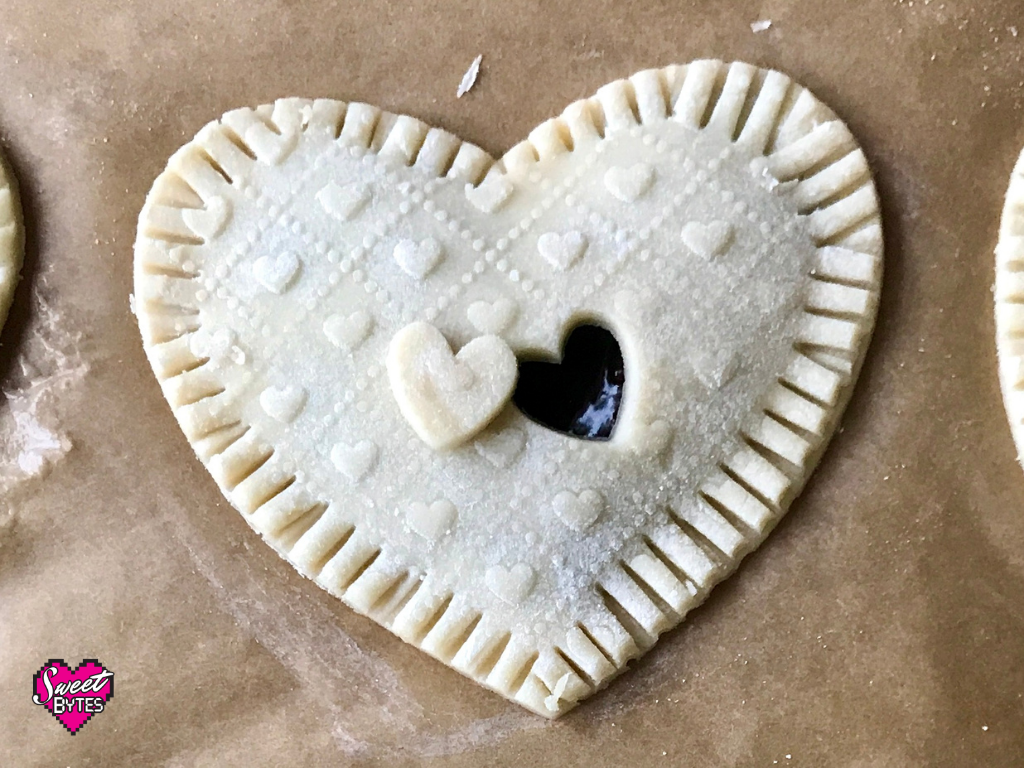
467;298;518;334
694;349;741;390
330;440;379;483
553;490;605;531
188;326;235;362
604;163;654;202
317;181;370;221
474;427;527;468
394;238;444;279
260;385;307;423
537;231;588;271
387;322;517;450
486;563;535;606
682;221;734;260
407;499;458;541
466;176;513;213
323;310;374;351
253;252;300;294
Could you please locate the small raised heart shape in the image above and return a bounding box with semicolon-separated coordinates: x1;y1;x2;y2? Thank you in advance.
407;499;458;541
317;181;370;221
553;489;604;531
486;563;535;606
465;176;513;213
253;252;300;294
387;322;518;450
394;237;443;279
330;440;378;483
323;310;373;351
467;297;518;334
188;326;235;362
682;220;734;260
474;426;527;468
604;163;654;202
694;349;741;390
537;231;588;271
259;385;307;423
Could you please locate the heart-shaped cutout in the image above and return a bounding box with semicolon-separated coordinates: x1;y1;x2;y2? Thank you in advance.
513;324;625;440
135;61;882;718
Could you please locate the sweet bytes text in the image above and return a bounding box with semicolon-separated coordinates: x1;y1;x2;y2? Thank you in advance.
32;666;113;705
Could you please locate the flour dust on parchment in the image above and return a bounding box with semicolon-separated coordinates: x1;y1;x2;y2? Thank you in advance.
0;283;87;495
167;513;544;763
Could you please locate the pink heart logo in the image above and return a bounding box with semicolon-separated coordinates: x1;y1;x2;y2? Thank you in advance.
32;659;114;734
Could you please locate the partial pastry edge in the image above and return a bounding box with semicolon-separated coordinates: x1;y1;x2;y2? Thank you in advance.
133;60;884;718
0;147;24;338
996;147;1024;461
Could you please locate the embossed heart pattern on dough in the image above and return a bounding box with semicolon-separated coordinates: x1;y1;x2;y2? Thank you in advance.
134;61;882;717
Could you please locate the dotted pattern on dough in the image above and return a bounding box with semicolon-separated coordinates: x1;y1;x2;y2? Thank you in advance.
0;148;24;337
134;62;883;718
996;149;1024;463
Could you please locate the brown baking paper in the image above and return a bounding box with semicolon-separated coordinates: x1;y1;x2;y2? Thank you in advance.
1;0;1023;765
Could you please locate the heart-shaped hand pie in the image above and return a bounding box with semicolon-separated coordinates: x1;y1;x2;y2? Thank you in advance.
134;61;882;717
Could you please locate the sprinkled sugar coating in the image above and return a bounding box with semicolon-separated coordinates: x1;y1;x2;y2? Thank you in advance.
134;61;883;717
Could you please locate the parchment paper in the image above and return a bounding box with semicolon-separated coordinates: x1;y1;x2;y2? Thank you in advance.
1;0;1022;765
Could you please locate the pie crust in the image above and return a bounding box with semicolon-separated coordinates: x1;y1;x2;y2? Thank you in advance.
134;61;882;717
0;147;23;338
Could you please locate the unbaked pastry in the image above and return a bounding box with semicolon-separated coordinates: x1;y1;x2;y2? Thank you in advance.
0;147;23;338
996;148;1024;461
134;61;883;717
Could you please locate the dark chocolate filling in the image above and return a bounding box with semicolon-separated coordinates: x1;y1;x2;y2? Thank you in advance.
512;324;624;440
